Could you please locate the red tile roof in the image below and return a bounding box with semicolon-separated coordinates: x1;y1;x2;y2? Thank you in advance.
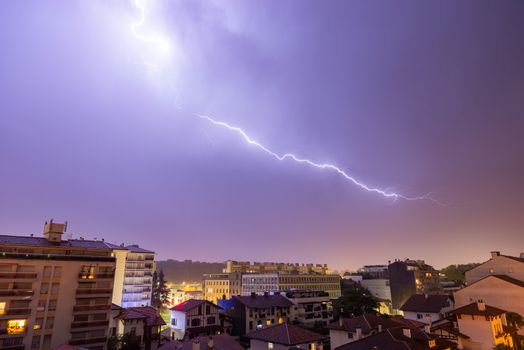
326;314;401;333
115;306;166;326
170;299;220;312
233;294;294;308
246;323;327;346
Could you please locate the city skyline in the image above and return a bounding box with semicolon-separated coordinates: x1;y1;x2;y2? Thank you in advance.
1;1;523;271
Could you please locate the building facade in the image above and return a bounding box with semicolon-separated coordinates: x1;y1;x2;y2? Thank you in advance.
0;221;116;350
285;290;333;328
223;260;330;275
203;273;241;304
169;300;221;340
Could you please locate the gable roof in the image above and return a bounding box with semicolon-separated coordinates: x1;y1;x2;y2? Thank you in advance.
233;294;294;308
170;299;220;312
453;303;506;317
326;314;401;333
246;323;327;346
400;295;452;313
335;328;456;350
115;306;166;326
461;274;524;289
158;334;243;350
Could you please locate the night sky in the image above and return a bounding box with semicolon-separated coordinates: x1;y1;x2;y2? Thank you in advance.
1;1;523;270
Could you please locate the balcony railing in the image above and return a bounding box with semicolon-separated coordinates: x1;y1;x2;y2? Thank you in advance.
3;308;32;316
78;273;114;279
0;289;34;297
69;337;107;346
73;304;111;312
0;272;37;279
76;288;113;295
71;320;109;329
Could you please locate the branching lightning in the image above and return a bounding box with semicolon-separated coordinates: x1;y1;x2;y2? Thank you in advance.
129;0;442;204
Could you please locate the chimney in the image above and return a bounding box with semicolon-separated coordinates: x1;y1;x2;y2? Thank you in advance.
192;340;200;350
207;336;214;349
491;251;500;259
402;328;412;338
477;301;486;311
356;327;362;339
520;253;524;259
378;324;382;332
43;220;66;242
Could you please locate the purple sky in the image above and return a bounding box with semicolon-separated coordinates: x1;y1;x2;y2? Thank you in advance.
1;1;523;270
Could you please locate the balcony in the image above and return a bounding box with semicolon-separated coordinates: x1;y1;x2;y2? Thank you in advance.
78;273;114;280
69;337;107;346
0;272;37;279
0;290;34;297
73;304;110;312
2;308;32;316
76;288;112;296
71;320;109;329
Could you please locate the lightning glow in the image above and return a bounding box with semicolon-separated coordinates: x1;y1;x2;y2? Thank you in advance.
129;0;442;204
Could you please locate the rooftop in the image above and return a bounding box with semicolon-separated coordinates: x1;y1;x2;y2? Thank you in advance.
233;294;294;308
246;323;327;346
115;306;166;327
453;302;506;317
326;314;401;333
170;299;220;312
400;294;452;313
158;334;243;350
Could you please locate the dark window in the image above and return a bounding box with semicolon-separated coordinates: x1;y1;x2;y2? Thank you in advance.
206;305;211;314
191;318;201;327
207;316;216;325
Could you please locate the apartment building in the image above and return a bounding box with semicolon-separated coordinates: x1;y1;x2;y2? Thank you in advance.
203;273;241;304
111;245;155;308
279;274;341;298
224;260;331;275
285;290;333;327
388;259;442;311
0;221;116;350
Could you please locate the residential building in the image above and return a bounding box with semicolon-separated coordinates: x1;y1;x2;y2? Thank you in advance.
111;245;155;308
388;259;442;311
224;260;331;275
241;274;279;296
0;220;116;350
453;302;513;350
109;305;165;346
465;251;524;284
169;300;221;340
219;294;293;335
158;334;244;350
284;290;333;328
246;323;327;350
202;273;241;304
334;327;456;350
400;294;454;324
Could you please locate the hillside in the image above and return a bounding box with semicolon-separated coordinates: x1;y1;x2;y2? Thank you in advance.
156;259;225;284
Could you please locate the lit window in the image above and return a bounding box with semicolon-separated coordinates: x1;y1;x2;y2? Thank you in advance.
7;319;27;334
268;343;274;349
0;302;5;315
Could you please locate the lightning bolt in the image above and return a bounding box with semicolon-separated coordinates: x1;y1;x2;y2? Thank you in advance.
129;1;443;204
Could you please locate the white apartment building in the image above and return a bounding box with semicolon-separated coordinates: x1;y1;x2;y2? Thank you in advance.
241;274;279;296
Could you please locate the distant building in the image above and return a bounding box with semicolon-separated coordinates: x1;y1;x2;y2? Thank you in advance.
453;302;513;350
400;294;454;324
284;290;333;328
241;274;279;295
169;300;221;340
223;260;331;275
219;294;293;335
246;323;328;350
202;273;241;304
0;220;116;349
388;259;442;311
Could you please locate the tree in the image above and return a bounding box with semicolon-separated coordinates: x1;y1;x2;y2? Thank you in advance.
493;345;512;350
106;333;141;350
336;280;378;318
506;312;523;350
440;263;480;282
152;269;169;307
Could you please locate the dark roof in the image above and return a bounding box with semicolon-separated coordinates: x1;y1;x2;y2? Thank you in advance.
490;275;524;288
234;294;294;308
400;295;452;313
335;328;456;350
453;303;506;316
501;254;524;264
170;299;220;312
390;318;426;329
326;314;401;333
115;306;166;327
158;334;243;350
125;244;155;253
0;235;119;250
246;323;327;346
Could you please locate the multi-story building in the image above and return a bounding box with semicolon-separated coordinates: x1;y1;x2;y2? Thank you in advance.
278;274;341;298
111;245;155;308
0;220;116;350
203;273;241;304
109;304;165;346
388;259;442;311
241;274;279;296
284;290;333;327
219;294;293;335
223;260;330;275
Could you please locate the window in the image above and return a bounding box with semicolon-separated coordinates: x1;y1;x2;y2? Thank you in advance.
249;321;253;330
171;318;177;326
191;319;201;327
48;300;57;311
7;319;27;334
0;302;5;315
53;266;62;277
40;283;49;294
198;306;202;315
417;314;423;319
31;335;41;349
131;327;137;334
268;342;274;349
43;335;52;348
37;300;46;311
43;266;52;277
206;305;211;314
45;317;54;329
51;283;59;294
207;316;216;325
34;318;43;330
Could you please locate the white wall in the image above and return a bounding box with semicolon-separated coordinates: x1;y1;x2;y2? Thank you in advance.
170;310;187;340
